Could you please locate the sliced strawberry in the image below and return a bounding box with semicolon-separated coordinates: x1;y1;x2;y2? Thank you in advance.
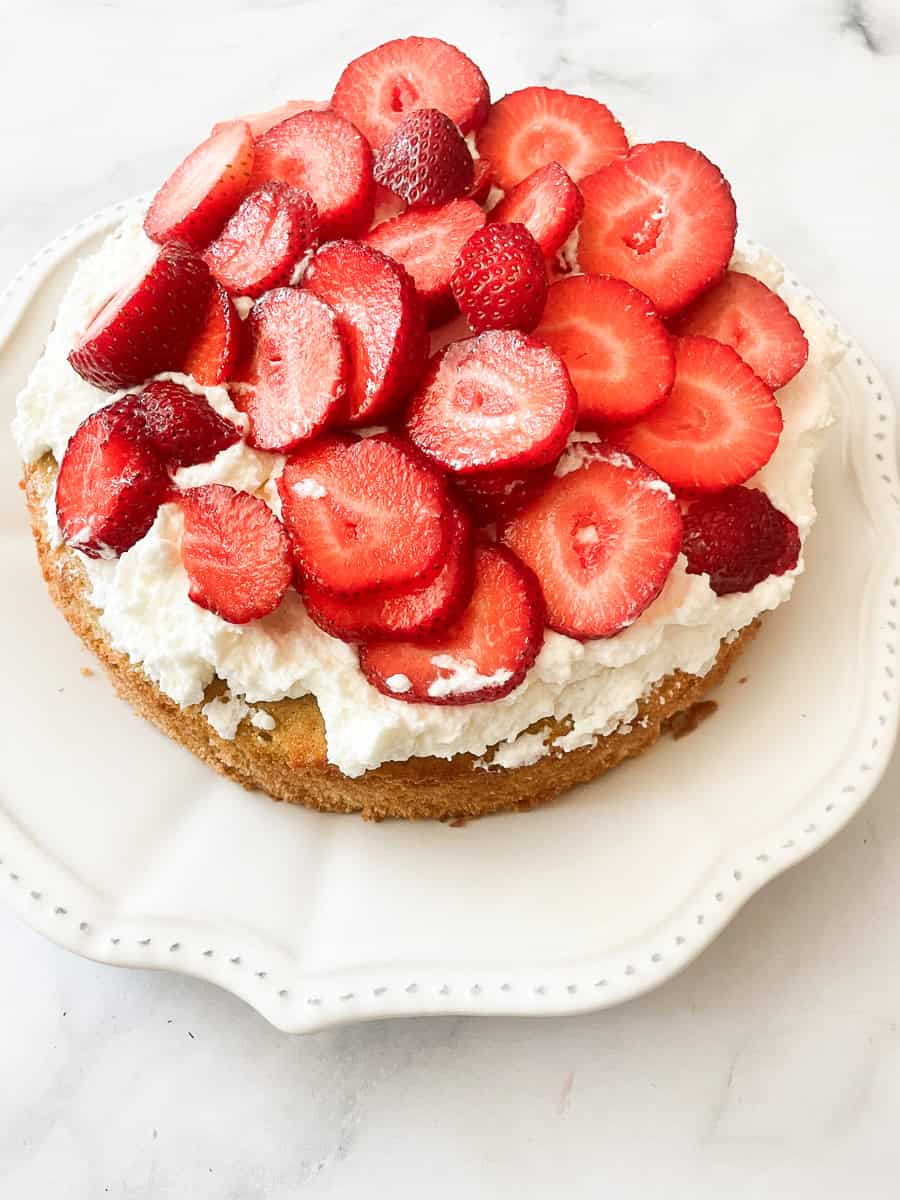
534;274;674;427
56;402;168;559
578;141;737;317
68;242;212;392
469;158;494;204
203;181;318;299
229;288;346;453
501;441;682;640
364;199;486;325
278;433;451;595
405;330;576;474
303;502;474;642
670;270;809;390
183;284;241;386
359;542;544;705
331;37;490;148
682;486;800;596
132;380;241;468
614;335;783;493
488;161;583;257
177;484;293;624
450;222;549;334
454;462;555;526
249;110;374;239
476;87;627;191
374;108;474;209
213;100;329;139
303;240;427;425
144;121;254;249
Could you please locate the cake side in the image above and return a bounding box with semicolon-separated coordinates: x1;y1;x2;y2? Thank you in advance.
25;453;758;821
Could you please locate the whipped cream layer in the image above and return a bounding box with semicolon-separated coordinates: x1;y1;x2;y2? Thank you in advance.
13;209;842;777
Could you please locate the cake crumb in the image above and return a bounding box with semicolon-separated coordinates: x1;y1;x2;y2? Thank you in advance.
446;816;468;828
17;478;25;491
738;675;748;685
80;666;95;678
670;700;718;740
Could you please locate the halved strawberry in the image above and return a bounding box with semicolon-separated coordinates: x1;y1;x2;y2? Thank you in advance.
230;288;346;453
331;37;490;148
534;275;674;426
144;121;254;249
578;141;737;317
302;502;474;642
203;181;318;298
68;242;212;392
469;158;494;204
670;270;809;390
133;380;241;468
278;433;451;595
303;240;428;425
682;486;800;596
56;402;168;559
488;161;583;257
183;283;241;386
177;484;293;624
450;222;549;334
364;199;486;325
454;462;555;526
374;108;474;209
405;330;576;474
249;110;374;239
476;87;628;191
359;542;544;704
614;335;783;492
213;100;329;139
501;441;682;640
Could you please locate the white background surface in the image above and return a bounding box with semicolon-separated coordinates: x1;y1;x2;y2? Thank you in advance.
2;0;900;1195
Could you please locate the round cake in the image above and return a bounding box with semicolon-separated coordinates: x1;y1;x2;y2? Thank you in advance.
12;37;841;820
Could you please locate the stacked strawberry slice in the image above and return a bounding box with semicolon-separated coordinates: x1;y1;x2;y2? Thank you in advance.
59;36;809;708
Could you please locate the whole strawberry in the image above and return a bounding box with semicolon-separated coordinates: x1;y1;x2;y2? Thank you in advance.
374;108;474;209
450;222;548;334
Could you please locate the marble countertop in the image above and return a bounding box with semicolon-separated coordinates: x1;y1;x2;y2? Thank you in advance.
2;0;900;1194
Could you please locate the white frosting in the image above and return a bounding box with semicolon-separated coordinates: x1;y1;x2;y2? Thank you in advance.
12;208;843;778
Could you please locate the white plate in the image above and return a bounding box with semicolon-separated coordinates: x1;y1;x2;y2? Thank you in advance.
1;203;898;1034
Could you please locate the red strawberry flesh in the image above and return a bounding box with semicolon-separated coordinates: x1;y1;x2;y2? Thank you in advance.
405;330;576;474
144;121;254;249
332;37;490;148
614;335;783;492
56;402;169;559
303;502;474;642
359;542;544;705
670;270;809;390
502;441;683;639
183;284;242;387
278;433;451;595
578;141;736;317
177;483;293;624
214;100;329;139
364;199;486;325
303;239;428;426
249;110;374;240
68;242;212;392
682;486;800;595
454;462;556;526
488;161;584;257
534;274;675;426
374;108;474;209
230;288;346;453
476;87;628;191
204;181;318;298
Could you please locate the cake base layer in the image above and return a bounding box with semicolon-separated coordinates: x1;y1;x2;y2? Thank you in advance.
25;455;758;821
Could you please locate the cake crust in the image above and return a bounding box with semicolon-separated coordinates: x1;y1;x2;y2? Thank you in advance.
24;454;758;821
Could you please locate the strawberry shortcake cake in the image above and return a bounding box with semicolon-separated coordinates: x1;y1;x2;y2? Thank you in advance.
13;37;840;819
